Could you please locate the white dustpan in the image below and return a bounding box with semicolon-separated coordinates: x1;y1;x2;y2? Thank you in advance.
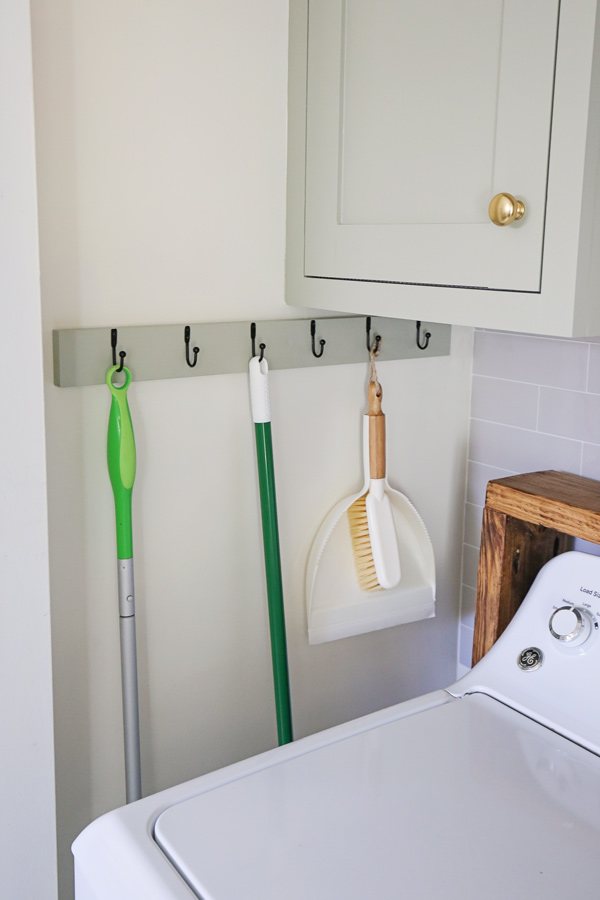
306;417;435;644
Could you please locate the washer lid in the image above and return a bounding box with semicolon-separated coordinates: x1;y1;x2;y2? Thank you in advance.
154;694;600;900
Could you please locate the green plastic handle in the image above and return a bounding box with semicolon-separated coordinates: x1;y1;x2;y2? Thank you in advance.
106;365;136;559
254;421;293;746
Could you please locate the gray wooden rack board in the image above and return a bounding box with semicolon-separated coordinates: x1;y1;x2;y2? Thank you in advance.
52;317;451;387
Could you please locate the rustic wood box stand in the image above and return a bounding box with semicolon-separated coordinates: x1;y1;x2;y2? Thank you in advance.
472;470;600;666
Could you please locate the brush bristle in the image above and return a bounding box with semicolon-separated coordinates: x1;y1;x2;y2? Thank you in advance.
347;494;382;592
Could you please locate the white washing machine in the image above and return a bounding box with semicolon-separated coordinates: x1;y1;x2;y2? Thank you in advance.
73;551;600;899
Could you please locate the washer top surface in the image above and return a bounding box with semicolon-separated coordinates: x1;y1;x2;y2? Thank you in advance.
154;692;600;900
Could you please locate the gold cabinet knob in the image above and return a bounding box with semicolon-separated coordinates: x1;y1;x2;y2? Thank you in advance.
488;193;525;226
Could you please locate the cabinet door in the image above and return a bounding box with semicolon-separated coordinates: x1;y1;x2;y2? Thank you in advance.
304;0;559;292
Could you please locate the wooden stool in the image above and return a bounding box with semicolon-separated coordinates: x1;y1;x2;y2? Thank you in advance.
472;470;600;666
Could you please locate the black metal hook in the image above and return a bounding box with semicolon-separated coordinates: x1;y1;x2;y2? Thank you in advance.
111;328;126;372
250;323;266;362
416;321;431;351
184;326;199;368
310;320;326;359
366;317;381;355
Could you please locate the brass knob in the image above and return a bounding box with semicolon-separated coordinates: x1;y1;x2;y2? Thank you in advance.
488;193;525;226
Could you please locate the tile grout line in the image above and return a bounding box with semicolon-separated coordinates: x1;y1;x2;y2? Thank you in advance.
474;375;600;396
586;341;591;393
471;372;593;391
477;329;596;347
471;416;600;448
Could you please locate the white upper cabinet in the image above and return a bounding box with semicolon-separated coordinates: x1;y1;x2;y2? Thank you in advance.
305;0;558;292
286;0;600;336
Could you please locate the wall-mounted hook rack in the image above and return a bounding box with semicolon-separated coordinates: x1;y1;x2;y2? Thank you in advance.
111;328;127;372
250;323;267;361
310;320;326;359
365;317;381;355
416;321;431;351
184;326;199;368
53;316;451;388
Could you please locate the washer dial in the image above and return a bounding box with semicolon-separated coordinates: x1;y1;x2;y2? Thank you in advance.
549;606;592;646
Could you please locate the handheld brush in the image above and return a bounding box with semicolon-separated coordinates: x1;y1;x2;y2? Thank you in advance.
347;379;401;591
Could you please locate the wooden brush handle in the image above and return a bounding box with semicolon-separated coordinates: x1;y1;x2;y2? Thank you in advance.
368;381;386;479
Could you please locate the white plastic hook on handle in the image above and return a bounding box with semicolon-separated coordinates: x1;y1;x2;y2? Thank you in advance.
249;355;271;424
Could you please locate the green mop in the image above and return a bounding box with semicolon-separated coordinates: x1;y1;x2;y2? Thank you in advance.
106;364;142;802
249;353;293;745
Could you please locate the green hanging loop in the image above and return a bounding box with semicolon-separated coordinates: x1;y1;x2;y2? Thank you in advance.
106;365;136;560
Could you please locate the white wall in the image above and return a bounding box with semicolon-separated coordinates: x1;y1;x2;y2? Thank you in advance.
0;2;57;897
458;330;600;673
30;2;473;896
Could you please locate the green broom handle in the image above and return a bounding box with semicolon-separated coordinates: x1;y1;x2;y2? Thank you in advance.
249;356;293;746
254;421;293;746
106;365;142;803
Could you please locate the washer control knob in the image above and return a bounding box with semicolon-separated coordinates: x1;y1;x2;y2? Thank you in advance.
549;606;591;646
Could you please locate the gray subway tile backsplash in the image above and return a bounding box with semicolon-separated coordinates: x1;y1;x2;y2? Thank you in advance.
460;329;599;673
471;374;539;429
462;543;480;591
463;502;483;548
587;343;600;394
469;419;582;474
460;585;477;629
459;625;475;669
466;460;514;507
473;330;588;389
538;388;600;444
582;443;600;480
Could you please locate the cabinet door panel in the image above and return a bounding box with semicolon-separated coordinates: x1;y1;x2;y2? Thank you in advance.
304;0;559;291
